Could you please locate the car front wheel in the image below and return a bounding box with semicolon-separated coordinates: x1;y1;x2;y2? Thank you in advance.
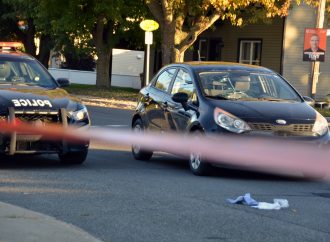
59;148;88;165
131;119;153;161
189;130;210;176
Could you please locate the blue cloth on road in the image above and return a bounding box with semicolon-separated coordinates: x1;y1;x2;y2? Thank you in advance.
227;193;258;206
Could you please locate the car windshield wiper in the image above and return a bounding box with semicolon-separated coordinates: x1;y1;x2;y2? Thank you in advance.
205;95;229;100
257;97;296;102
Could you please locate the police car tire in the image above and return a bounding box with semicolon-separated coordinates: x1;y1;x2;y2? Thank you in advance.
59;149;88;164
189;130;210;176
131;119;153;161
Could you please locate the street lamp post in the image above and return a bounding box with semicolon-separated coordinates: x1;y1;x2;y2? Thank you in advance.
140;20;159;86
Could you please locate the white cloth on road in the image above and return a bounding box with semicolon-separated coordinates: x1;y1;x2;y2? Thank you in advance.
228;193;289;210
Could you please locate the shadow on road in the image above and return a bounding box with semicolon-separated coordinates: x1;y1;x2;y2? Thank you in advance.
0;149;312;182
139;152;308;182
0;154;82;170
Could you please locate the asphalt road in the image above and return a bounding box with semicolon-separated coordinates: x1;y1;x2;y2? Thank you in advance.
0;106;330;242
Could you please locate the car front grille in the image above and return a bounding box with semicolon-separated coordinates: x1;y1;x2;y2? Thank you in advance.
15;113;60;124
248;123;314;136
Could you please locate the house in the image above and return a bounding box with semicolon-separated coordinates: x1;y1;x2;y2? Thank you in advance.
185;3;330;100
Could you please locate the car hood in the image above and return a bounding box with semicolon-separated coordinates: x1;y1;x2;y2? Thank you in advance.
209;99;317;124
0;85;81;114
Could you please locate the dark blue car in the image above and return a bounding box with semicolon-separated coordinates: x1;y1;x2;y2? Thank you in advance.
132;62;329;175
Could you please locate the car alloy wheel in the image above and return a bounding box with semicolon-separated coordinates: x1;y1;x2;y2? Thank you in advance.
131;119;153;160
190;153;202;170
188;130;210;176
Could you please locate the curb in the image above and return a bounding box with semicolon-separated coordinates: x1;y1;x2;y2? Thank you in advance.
77;95;136;110
0;201;103;242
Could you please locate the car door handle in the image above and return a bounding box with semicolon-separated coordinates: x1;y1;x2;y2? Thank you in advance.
162;101;168;109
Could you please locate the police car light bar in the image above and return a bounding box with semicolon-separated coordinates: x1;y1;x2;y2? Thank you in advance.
0;42;24;51
0;42;23;48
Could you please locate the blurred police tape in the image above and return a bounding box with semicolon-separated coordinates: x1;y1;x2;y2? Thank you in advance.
0;121;329;179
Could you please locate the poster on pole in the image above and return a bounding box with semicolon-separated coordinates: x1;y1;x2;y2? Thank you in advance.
303;28;327;62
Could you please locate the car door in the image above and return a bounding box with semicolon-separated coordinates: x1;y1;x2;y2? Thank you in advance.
144;67;177;131
163;68;197;132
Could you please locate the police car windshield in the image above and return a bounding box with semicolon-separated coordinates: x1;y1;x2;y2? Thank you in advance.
0;58;57;88
198;71;302;102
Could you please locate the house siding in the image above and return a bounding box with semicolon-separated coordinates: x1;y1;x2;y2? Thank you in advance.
282;3;330;98
186;18;284;73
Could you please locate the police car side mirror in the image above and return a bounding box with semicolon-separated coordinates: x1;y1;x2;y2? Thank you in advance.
57;78;70;87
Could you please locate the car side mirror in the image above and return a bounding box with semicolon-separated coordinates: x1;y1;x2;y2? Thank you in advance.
172;92;189;104
172;92;189;110
57;78;70;87
303;96;315;106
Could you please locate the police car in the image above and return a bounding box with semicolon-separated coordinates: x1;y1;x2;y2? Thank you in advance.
0;42;90;164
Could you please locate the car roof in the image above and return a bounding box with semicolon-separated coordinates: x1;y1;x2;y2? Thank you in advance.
0;50;35;61
171;61;273;73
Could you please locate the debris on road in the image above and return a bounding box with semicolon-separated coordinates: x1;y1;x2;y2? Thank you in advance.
228;193;289;210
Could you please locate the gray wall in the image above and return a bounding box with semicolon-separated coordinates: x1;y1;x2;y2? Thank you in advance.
185;17;284;73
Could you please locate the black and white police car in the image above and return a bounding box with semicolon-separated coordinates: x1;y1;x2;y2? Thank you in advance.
0;42;90;164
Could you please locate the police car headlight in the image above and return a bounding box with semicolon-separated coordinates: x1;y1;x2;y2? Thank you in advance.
69;107;89;121
312;111;328;136
214;107;251;133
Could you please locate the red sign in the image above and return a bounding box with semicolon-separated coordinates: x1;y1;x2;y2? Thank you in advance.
303;28;327;62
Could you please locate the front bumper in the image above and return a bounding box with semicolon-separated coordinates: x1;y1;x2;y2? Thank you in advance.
0;107;89;155
208;124;330;146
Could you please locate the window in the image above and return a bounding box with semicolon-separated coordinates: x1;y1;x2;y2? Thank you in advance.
198;39;208;61
154;68;176;92
171;69;194;98
239;40;262;65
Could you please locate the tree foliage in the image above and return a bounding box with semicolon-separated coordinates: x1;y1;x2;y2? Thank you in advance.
38;0;147;87
146;0;321;65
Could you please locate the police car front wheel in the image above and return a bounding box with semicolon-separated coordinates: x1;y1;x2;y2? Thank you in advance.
59;149;88;164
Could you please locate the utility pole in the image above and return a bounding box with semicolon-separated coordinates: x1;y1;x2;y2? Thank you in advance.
310;0;326;99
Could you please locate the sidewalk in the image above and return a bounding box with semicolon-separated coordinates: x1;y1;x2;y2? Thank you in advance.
0;201;102;242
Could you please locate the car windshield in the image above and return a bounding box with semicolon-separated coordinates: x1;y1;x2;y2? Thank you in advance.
0;58;57;88
198;70;302;102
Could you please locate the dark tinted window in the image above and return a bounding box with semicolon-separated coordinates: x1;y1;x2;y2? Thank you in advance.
154;68;176;92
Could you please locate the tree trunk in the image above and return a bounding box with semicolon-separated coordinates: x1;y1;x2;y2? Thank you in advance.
23;18;36;56
93;15;112;88
38;34;52;68
174;48;185;62
161;24;176;65
96;50;111;88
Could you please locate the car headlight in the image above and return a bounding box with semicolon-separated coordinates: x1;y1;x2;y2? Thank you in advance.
214;107;251;133
69;107;89;121
312;111;328;136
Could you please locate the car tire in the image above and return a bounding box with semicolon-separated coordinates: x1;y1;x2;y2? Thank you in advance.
189;130;210;176
131;119;153;161
58;148;88;165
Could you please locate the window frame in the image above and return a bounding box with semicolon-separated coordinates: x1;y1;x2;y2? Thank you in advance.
152;67;178;93
238;39;262;66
